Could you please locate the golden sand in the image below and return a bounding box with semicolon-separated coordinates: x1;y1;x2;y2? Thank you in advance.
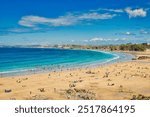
0;51;150;100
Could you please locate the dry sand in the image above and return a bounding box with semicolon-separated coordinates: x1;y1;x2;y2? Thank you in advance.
0;51;150;100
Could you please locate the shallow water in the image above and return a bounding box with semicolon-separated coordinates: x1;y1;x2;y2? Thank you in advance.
0;48;133;77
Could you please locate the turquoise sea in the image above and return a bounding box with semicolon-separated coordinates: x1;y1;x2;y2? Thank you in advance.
0;48;133;76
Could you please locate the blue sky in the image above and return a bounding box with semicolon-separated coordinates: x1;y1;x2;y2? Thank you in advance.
0;0;150;45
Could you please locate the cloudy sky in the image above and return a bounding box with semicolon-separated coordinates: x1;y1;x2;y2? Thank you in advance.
0;0;150;45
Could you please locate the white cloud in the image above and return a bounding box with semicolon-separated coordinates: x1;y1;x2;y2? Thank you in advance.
19;15;77;27
90;8;124;13
125;31;135;35
99;8;124;13
107;9;124;13
83;40;89;42
18;7;147;28
89;37;130;42
18;12;117;27
8;28;30;33
90;37;104;41
140;30;149;34
79;13;116;20
19;7;148;28
116;31;136;36
126;32;131;35
125;8;147;18
71;40;75;42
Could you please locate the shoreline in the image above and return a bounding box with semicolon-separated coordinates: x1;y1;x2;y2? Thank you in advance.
0;49;134;78
0;60;150;100
0;49;150;100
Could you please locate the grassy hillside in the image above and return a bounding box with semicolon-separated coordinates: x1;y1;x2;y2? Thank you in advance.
59;43;150;52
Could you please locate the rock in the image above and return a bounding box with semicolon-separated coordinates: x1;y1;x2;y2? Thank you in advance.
69;83;76;88
16;80;21;83
23;78;28;80
27;95;49;100
107;83;115;86
138;56;150;60
4;89;12;93
86;71;95;74
64;88;96;100
38;88;45;92
131;94;150;100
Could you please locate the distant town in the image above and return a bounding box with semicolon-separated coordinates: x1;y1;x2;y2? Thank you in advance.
0;43;150;52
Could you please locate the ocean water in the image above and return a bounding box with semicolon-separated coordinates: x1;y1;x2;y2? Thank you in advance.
0;48;132;76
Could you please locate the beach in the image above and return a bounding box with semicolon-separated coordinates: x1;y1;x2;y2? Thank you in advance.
0;50;150;100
